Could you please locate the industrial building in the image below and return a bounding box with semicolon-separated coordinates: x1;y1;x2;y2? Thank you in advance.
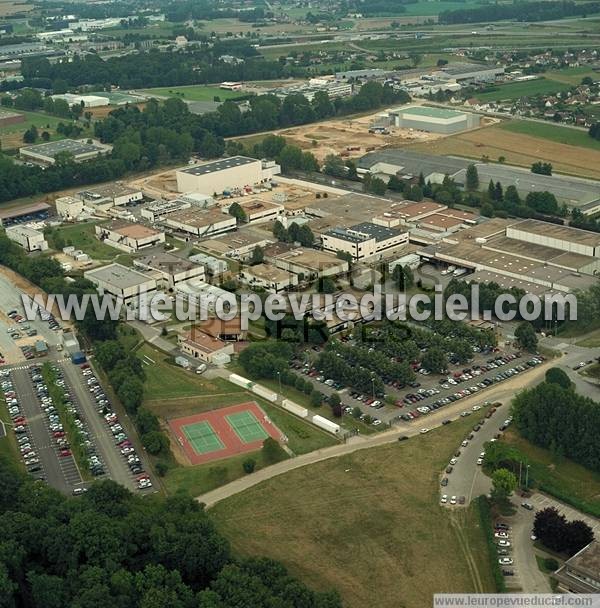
51;93;109;108
163;208;237;239
55;196;84;219
239;263;299;293
79;183;143;210
95;221;166;252
264;243;349;279
84;263;157;304
141;200;191;223
553;540;600;593
433;62;505;84
358;149;600;214
178;329;234;365
201;229;273;260
225;198;283;224
188;252;228;275
20;139;112;166
5;225;48;252
382;105;480;134
133;252;205;289
176;156;280;195
0;202;50;227
322;222;408;261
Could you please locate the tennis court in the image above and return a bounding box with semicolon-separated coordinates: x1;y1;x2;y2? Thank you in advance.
227;411;269;444
182;420;224;455
168;401;283;465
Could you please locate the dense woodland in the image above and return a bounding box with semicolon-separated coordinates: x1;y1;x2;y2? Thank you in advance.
0;460;341;608
512;382;600;473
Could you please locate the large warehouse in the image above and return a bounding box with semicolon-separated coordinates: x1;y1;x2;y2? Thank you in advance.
176;156;280;195
20;139;112;166
386;105;480;134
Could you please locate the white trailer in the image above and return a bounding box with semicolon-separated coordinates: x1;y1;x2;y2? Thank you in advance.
251;384;277;403
281;399;308;419
229;373;253;389
312;415;341;434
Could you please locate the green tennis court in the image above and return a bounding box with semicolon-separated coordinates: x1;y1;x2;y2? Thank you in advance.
226;411;269;444
182;421;224;455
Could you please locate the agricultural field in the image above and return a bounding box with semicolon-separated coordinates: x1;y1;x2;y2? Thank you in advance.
139;85;248;102
0;1;32;16
498;120;600;151
474;78;572;102
545;66;600;86
409;121;600;179
212;416;497;608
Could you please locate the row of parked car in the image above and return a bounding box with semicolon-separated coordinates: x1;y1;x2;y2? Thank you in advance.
80;364;152;491
494;522;515;576
1;370;42;478
42;364;107;477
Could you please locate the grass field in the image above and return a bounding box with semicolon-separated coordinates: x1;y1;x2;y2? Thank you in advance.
140;85;248;102
0;396;21;466
545;66;599;86
48;222;120;260
0;110;79;150
402;0;487;15
211;416;497;608
474;78;572;102
501;429;600;517
498;120;600;151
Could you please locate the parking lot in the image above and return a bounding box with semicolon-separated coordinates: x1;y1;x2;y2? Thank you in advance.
298;347;543;429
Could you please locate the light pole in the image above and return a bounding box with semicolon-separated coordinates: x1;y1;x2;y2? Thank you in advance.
276;370;282;395
371;377;375;401
525;464;530;490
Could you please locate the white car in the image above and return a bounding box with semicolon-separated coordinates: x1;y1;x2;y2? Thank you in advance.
440;494;448;504
420;428;430;434
499;557;513;565
450;458;457;465
472;405;481;411
461;440;469;447
476;458;483;465
450;496;457;505
495;531;509;539
497;540;511;548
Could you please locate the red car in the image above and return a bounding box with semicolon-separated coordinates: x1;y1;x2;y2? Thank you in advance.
13;417;26;425
53;431;65;438
59;449;72;457
80;363;90;370
135;473;150;482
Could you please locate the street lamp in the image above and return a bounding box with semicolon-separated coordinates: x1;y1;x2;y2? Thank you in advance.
276;370;282;395
371;377;376;401
525;464;530;490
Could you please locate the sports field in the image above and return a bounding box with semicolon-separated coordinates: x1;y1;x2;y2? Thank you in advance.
169;402;282;465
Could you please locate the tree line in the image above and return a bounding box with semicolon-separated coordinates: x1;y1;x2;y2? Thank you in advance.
0;459;342;608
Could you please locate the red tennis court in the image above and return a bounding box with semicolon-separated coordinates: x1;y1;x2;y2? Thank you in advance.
168;401;283;465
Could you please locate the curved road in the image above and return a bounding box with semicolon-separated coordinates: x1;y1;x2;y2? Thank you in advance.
197;358;555;507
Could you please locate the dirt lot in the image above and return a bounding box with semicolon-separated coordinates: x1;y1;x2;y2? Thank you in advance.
278;114;440;163
410;124;600;180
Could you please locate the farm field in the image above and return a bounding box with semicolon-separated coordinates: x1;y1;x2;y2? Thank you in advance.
409;122;600;179
139;85;248;102
545;66;600;85
498;120;600;151
211;416;496;608
0;1;32;16
474;78;572;102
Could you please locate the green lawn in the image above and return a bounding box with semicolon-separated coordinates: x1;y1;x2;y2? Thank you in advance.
47;222;120;260
139;85;248;102
545;66;599;86
403;0;487;16
0;396;21;466
498;120;600;151
211;414;497;608
475;78;572;102
501;429;600;517
0;109;67;134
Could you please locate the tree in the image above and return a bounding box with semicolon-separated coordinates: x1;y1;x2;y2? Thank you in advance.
23;126;39;144
465;164;479;191
329;393;341;409
261;437;286;464
490;468;517;503
242;458;256;474
323;154;346;178
531;161;552;176
228;202;246;223
545;367;571;389
480;202;494;217
142;430;170;455
250;245;264;266
310;390;322;407
421;347;448;374
565;520;594;556
321;277;336;294
515;322;538;352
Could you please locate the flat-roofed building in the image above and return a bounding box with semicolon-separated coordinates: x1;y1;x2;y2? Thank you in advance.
79;183;143;210
133;252;205;288
322;222;408;261
55;196;84;219
95;221;165;252
202;229;273;259
176;156;280;195
199;317;246;341
372;201;448;227
240;263;298;293
51;93;109;108
164;208;237;238
418;213;466;233
20;139;111;166
5;225;48;252
265;243;349;279
84;263;157;303
554;541;600;593
178;329;234;365
385;105;480;134
188;252;228;275
0;202;51;227
226;198;283;224
141;200;191;223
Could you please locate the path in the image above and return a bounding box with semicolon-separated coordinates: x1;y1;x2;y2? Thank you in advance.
197;358;554;507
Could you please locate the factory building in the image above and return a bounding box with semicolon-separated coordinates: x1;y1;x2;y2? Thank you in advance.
239;263;299;293
141;200;191;223
433;62;505;84
178;329;234;365
55;196;84;219
79;183;143;210
51;93;109;108
384;105;480;134
176;156;280;195
133;252;205;289
188;252;228;275
5;225;48;252
95;221;166;252
20;139;111;166
264;243;349;279
0;203;51;227
322;222;408;261
202;229;274;260
84;263;157;304
163;208;237;239
225;198;283;224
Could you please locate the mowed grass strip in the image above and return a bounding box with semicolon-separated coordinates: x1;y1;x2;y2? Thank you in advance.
498;120;600;151
48;222;120;260
475;78;571;102
139;85;247;102
211;417;496;608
